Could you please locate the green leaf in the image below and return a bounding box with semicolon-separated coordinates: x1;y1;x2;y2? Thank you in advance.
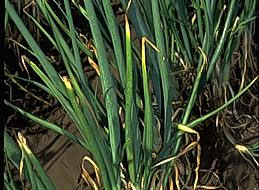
83;2;121;188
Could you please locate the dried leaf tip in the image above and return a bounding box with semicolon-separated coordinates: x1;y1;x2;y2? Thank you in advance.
61;76;73;90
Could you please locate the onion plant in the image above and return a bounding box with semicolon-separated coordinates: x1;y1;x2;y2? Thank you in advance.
4;0;258;189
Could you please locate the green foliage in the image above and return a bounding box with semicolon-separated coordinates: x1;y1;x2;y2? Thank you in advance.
4;0;257;189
